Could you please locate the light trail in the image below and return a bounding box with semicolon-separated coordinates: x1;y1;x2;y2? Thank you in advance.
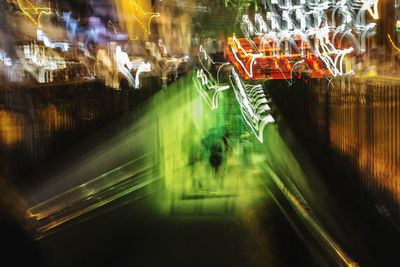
135;61;152;89
195;45;231;110
27;151;162;239
387;34;400;53
229;69;274;143
263;163;359;267
231;0;379;79
14;0;52;27
128;0;160;36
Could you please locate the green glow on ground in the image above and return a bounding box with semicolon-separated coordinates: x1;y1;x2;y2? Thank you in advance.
155;73;268;216
28;73;355;267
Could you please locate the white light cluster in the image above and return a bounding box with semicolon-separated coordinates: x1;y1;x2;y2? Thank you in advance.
0;51;12;67
37;28;70;52
21;43;67;83
196;45;274;143
115;46;152;89
239;0;379;76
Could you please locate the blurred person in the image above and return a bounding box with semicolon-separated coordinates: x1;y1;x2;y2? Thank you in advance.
214;31;226;62
203;128;231;190
157;39;169;58
208;137;223;182
240;131;253;169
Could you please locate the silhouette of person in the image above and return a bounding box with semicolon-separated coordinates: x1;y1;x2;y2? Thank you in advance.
203;128;231;190
240;131;253;168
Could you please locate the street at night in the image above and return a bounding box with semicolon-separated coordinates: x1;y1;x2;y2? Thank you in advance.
0;1;400;267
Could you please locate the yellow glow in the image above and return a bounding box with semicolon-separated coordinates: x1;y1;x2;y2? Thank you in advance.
329;107;400;206
14;0;52;27
387;34;400;53
114;0;159;40
129;0;160;35
0;111;23;147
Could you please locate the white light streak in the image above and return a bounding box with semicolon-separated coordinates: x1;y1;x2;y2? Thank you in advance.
195;45;231;110
229;69;274;143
